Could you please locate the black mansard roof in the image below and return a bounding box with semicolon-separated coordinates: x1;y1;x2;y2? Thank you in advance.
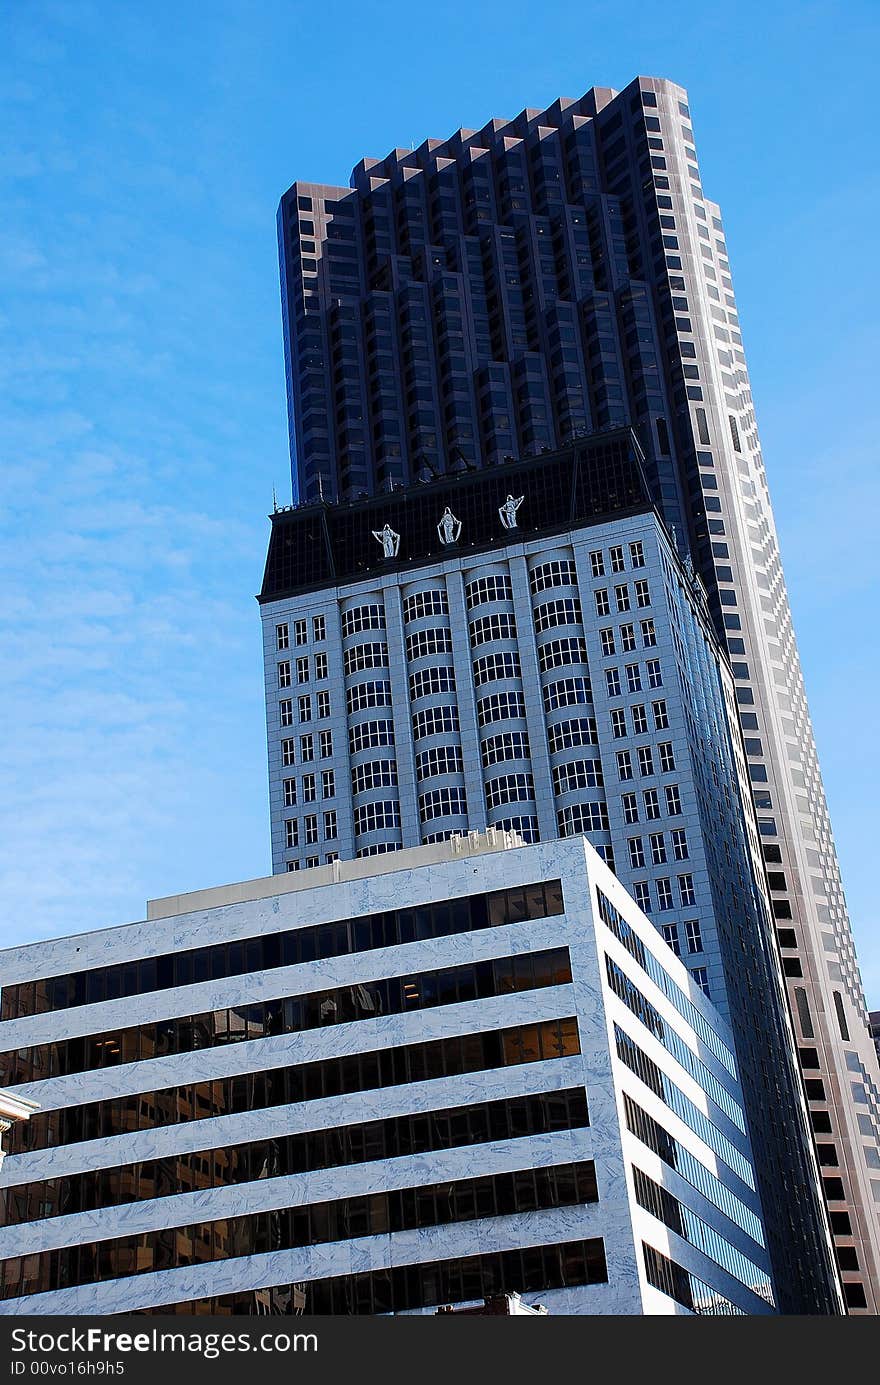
259;428;654;604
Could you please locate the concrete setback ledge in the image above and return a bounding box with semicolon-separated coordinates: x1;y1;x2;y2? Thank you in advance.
147;828;528;919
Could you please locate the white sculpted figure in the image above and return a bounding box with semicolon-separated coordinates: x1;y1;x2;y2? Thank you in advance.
498;494;524;530
437;507;462;545
372;523;400;559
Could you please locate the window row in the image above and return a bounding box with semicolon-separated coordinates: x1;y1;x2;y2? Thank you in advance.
409;665;456;700
533;597;582;633
1;1160;600;1301
282;770;335;807
147;1236;608;1318
589;542;646;578
277;653;328;687
9;1017;582;1156
473;651;522;686
529;558;577;594
609;695;666;739
282;731;333;765
465;573;513;609
419;787;468;822
351;759;399;795
282;691;332;725
343;641;389;676
403;589;448;623
346;680;392;714
284;812;337;848
469;612;518;647
2;1088;590;1228
599;619;657;657
1;948;574;1084
276;615;325;651
406;627;454;661
341;604;385;638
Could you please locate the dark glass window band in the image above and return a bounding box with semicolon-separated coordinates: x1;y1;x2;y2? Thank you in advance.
0;881;565;1022
1;1087;589;1228
642;1243;744;1317
0;948;573;1087
8;1018;582;1158
133;1237;609;1316
1;1159;599;1301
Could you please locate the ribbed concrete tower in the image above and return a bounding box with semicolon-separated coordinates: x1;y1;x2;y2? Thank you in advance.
277;75;880;1310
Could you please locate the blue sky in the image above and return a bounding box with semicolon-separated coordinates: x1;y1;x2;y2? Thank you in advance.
1;1;878;997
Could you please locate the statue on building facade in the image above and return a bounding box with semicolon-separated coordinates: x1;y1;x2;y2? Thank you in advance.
498;494;524;530
437;507;462;545
372;523;400;559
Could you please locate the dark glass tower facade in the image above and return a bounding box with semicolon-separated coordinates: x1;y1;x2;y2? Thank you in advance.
277;75;880;1310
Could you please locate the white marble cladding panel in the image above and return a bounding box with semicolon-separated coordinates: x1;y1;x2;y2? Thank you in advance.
0;841;585;985
2;1054;585;1186
0;1128;593;1258
8;985;575;1111
0;1204;638;1317
0;915;568;1051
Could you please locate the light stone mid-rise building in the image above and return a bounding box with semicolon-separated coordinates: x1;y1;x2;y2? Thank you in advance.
276;74;880;1309
0;834;776;1316
257;435;840;1314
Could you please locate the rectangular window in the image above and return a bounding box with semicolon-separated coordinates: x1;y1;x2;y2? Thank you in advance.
633;880;651;911
617;750;633;781
294;619;308;646
678;874;696;906
610;545;625;572
323;810;337;840
313;614;326;642
637;745;654;777
285;818;299;849
614;584;630;613
590;550;605;577
665;784;682;815
685;918;703;952
692;966;710;998
317;690;331;718
296;656;309;684
305;814;318;845
594;588;610;616
658;742;675;772
641;619;657;647
281;738;296;767
600;628;616;656
300;734;314;763
320;730;333;758
276;623;289;650
656;878;673;910
283;778;297;807
661;923;681;956
650;832;667;865
629;541;646;568
302;773;316;803
611;708;627;739
646;659;662;688
299;695;312;722
628;837;645;869
620;623;636;652
652;700;668;730
671;828;689;860
643;788;660;820
626;664;642;694
322;769;335;798
635;580;651;608
606;668;622;697
278;660;292;688
631;704;648;735
280;699;294;727
622;792;639;824
305;856;319;869
315;652;328;680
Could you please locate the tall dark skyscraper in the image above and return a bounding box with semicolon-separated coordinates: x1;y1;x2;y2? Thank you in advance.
276;75;880;1309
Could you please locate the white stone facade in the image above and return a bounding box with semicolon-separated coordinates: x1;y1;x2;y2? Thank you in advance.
0;834;773;1316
